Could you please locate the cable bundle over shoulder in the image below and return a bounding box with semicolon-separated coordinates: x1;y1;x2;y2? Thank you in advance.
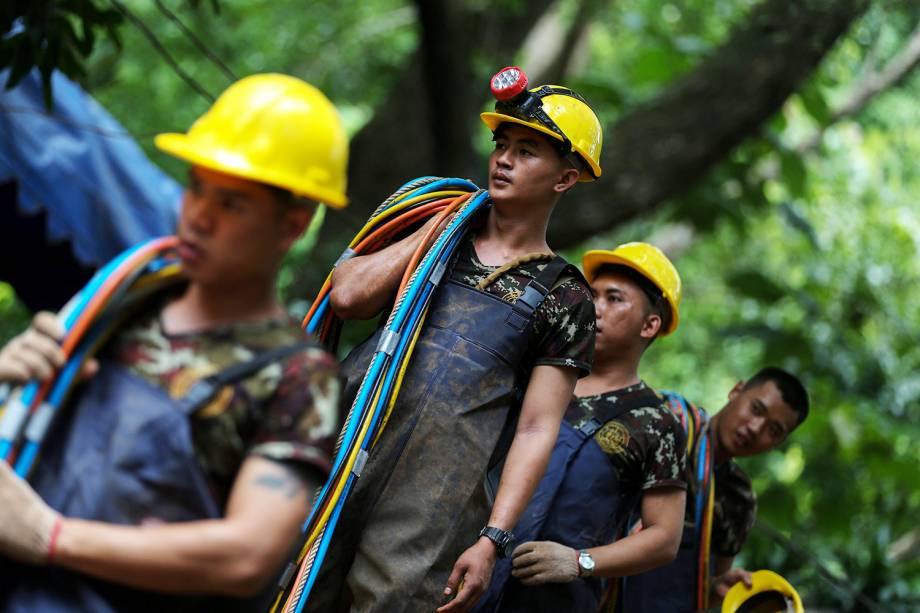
274;177;490;612
0;236;183;478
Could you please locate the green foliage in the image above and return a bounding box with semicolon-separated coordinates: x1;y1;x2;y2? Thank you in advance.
586;4;920;608
0;283;30;345
1;0;123;107
4;0;920;609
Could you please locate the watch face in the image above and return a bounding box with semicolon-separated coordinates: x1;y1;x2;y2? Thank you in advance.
579;551;595;573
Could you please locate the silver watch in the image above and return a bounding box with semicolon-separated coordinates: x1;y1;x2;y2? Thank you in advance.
577;549;595;577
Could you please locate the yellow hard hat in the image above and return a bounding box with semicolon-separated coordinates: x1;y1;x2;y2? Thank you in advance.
156;73;349;208
481;68;602;182
722;570;804;613
582;242;681;335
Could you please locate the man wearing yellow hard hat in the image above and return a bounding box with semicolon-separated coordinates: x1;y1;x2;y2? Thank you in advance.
473;242;688;612
308;67;600;612
621;367;809;612
0;74;347;611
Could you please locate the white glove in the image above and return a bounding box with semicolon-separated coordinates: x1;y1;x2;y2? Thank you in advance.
510;540;580;585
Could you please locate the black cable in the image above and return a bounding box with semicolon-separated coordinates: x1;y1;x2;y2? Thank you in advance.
152;0;238;83
108;0;216;104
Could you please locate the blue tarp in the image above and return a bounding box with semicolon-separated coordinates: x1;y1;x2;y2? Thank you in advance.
0;69;181;267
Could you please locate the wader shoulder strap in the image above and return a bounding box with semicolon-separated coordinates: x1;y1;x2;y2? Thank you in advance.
179;339;321;415
487;257;588;477
505;256;583;332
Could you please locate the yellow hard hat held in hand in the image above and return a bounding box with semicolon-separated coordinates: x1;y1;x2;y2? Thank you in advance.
722;570;804;613
582;242;682;335
155;73;349;208
481;66;603;182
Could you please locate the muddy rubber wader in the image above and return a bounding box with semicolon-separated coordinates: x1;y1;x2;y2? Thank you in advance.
307;257;581;613
0;341;315;613
474;385;661;613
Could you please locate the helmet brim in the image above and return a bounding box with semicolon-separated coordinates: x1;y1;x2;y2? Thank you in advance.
480;112;601;182
582;249;680;335
155;133;348;208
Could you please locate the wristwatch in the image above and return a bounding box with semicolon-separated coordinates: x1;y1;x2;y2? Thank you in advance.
577;549;595;577
479;525;515;558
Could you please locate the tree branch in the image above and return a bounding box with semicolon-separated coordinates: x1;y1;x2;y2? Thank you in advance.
799;19;920;152
548;0;869;248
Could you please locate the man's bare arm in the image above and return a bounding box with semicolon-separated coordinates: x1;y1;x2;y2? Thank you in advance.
330;215;444;320
510;487;685;586
53;456;319;597
438;364;577;612
587;487;685;577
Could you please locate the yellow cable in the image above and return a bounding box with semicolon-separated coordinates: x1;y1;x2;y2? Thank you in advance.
699;478;715;610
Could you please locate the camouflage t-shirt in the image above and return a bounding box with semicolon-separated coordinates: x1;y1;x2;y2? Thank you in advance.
449;235;595;376
566;381;687;492
711;459;757;557
105;299;340;507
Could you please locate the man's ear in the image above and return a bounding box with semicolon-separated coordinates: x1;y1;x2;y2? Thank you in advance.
727;380;745;402
640;313;662;342
554;167;581;194
278;204;315;252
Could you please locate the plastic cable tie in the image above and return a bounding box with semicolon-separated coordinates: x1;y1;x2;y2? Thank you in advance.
376;330;400;356
430;261;447;286
278;561;297;588
352;449;369;477
0;396;28;440
24;402;55;442
335;248;357;267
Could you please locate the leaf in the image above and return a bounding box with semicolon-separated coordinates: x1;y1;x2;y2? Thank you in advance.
799;84;833;127
726;269;787;303
779;149;808;198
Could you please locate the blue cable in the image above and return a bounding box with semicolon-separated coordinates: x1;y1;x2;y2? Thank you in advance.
13;320;108;477
294;190;489;606
0;239;162;461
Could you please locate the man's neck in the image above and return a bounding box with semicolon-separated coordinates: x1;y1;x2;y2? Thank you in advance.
163;279;284;335
475;199;555;263
574;352;642;397
708;413;731;465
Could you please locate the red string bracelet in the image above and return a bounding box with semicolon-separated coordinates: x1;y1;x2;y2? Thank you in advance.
46;516;63;564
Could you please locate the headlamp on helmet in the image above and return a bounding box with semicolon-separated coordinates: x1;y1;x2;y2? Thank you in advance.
488;66;586;157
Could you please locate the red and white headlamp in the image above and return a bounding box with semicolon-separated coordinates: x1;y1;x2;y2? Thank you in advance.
490;66;529;102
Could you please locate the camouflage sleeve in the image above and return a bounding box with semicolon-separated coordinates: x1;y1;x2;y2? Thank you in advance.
531;278;596;377
711;463;758;557
641;407;688;491
247;346;341;477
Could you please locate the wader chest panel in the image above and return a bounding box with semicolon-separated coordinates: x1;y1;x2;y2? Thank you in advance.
309;258;580;613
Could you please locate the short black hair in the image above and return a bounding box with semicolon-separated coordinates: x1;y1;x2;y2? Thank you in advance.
594;263;672;337
744;367;809;426
263;183;317;212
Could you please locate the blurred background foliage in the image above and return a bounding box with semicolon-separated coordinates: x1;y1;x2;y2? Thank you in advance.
3;0;920;609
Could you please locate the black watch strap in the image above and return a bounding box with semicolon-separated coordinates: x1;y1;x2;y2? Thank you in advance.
479;525;514;558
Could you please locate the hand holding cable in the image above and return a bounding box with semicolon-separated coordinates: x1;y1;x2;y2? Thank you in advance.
510;541;580;585
0;461;61;564
0;312;74;384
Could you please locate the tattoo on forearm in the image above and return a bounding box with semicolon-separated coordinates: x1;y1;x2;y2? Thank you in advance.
253;471;304;500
